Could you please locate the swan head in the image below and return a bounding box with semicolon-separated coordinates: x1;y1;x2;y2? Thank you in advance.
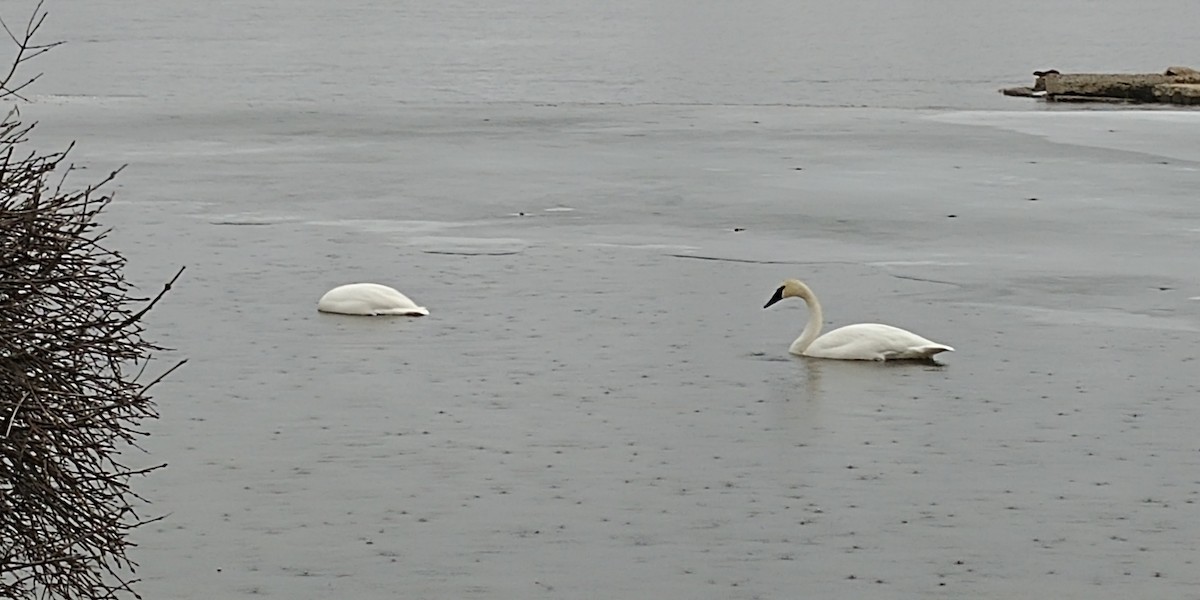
763;279;813;309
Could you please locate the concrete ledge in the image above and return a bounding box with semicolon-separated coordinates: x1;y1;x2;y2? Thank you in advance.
1043;74;1172;102
1000;86;1039;97
1153;83;1200;105
1046;94;1136;104
1001;67;1200;105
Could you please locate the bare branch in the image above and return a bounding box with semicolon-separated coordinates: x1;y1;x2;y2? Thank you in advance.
1;4;184;599
0;1;64;101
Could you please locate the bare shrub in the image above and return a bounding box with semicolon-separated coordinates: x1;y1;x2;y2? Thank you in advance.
1;2;185;598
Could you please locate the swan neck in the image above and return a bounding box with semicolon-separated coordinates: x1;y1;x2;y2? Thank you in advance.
791;290;823;354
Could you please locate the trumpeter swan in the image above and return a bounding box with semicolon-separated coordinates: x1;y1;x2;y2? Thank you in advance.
317;283;429;316
763;279;953;361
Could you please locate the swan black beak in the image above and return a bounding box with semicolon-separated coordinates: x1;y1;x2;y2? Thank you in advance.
763;285;785;309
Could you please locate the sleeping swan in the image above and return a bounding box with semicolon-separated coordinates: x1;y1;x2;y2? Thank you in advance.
317;283;429;316
763;279;953;361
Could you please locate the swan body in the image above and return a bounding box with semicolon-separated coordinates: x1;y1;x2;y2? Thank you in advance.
763;279;953;361
317;283;429;316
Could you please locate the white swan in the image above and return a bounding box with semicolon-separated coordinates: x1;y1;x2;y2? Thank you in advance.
317;283;429;316
763;279;953;361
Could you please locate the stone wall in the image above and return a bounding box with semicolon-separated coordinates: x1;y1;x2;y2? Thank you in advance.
1001;66;1200;104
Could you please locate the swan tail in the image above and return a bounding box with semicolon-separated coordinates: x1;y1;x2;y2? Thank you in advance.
880;345;953;361
375;306;429;316
914;344;954;356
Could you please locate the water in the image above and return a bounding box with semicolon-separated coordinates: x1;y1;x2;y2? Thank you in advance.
33;0;1200;109
9;1;1200;599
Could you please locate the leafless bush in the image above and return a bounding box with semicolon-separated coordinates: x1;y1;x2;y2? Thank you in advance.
1;2;185;598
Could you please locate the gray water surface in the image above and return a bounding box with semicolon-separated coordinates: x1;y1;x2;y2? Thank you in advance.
12;1;1200;598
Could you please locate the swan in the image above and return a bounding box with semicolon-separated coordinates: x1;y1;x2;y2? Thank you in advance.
762;279;953;361
317;283;429;316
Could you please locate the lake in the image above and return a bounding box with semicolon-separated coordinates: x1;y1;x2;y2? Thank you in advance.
12;1;1200;598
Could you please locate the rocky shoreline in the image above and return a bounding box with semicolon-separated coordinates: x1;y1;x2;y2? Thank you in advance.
1001;66;1200;105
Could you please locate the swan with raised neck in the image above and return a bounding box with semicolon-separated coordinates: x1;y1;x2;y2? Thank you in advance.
763;279;953;361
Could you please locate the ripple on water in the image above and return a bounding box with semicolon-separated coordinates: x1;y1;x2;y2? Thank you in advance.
408;236;529;256
306;219;479;234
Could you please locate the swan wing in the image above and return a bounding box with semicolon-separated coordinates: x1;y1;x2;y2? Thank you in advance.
317;283;429;316
803;323;952;361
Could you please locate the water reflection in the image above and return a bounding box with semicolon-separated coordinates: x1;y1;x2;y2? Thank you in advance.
767;354;948;434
